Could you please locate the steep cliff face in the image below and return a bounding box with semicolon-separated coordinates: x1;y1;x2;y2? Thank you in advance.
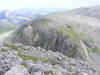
7;18;79;57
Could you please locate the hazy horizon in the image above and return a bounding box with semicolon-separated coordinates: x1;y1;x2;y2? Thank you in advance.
0;0;100;11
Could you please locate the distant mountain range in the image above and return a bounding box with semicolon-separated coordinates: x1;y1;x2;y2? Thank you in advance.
0;10;37;25
1;6;100;28
0;8;67;25
0;8;67;32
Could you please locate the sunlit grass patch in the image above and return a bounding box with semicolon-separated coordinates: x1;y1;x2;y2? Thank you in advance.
57;26;79;39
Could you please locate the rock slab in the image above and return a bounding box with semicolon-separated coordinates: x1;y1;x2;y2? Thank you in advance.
4;65;30;75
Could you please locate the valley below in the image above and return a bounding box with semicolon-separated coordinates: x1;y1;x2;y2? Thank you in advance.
0;30;13;46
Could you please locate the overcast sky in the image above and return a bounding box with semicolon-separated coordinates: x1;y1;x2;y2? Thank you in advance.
0;0;100;10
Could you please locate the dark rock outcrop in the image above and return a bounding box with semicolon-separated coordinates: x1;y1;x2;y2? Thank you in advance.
7;17;81;57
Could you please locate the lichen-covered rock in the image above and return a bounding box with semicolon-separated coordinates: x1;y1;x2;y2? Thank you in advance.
27;63;45;73
27;63;63;75
0;47;23;75
4;65;30;75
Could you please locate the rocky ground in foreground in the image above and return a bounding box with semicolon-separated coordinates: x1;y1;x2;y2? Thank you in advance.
0;42;98;75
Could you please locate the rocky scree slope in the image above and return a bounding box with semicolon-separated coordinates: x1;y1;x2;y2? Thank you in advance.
0;43;98;75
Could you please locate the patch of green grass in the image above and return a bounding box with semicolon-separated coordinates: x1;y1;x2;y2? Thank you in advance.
7;46;20;52
67;49;77;57
87;35;94;44
86;47;90;53
67;29;78;38
0;49;7;52
79;32;94;44
57;26;79;39
10;46;19;50
22;64;27;67
77;23;80;26
18;53;55;63
92;47;100;53
79;32;86;37
79;33;100;54
62;72;78;75
18;54;39;61
41;58;55;63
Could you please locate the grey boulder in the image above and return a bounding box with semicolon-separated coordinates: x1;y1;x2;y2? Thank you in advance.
4;65;30;75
